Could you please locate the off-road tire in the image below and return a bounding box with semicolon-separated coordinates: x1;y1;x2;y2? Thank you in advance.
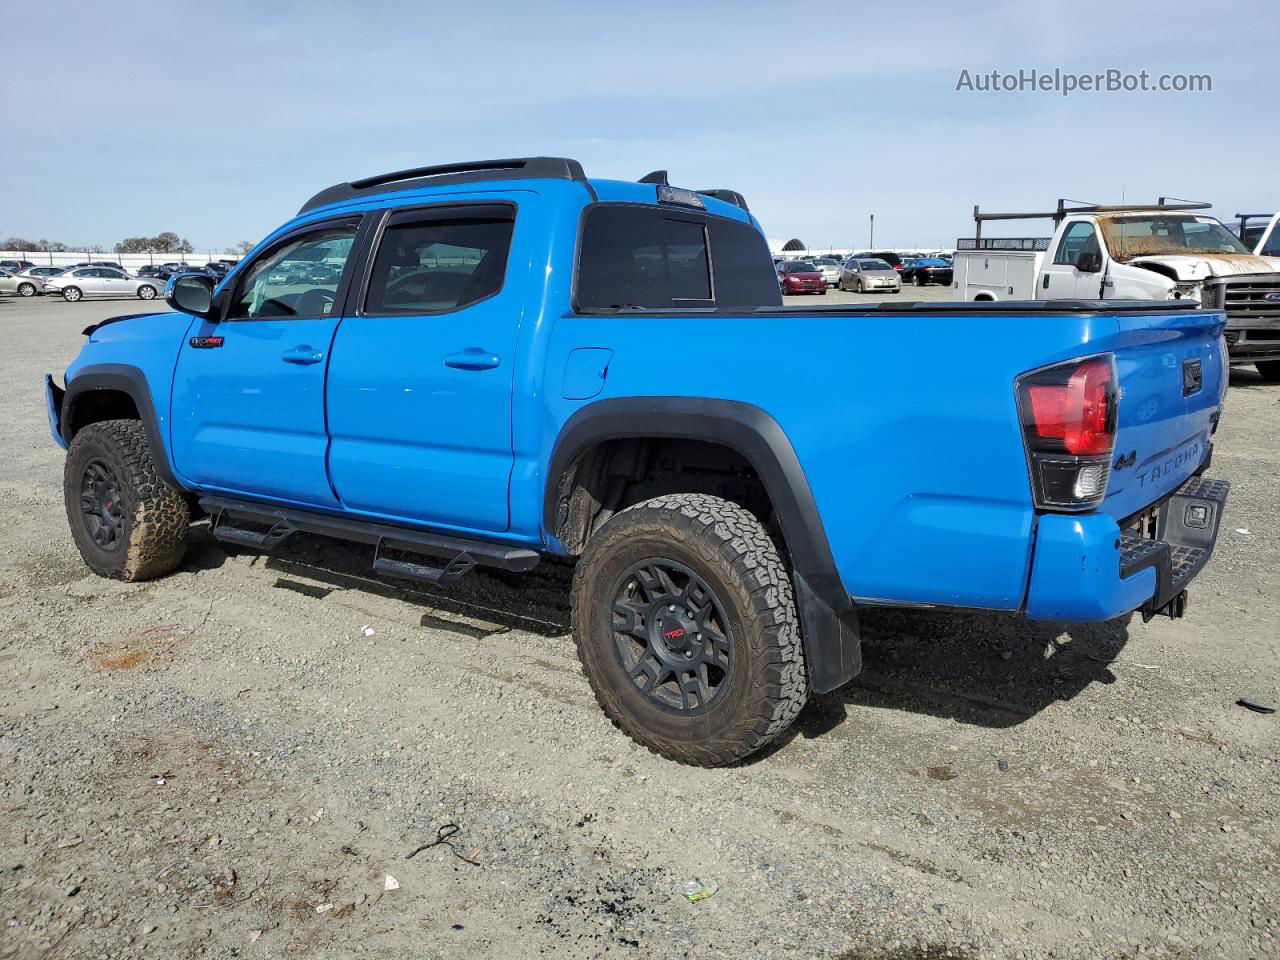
1255;359;1280;382
64;419;190;581
571;493;808;766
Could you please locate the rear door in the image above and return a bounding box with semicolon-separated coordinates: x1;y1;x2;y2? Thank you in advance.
170;216;365;506
325;198;527;532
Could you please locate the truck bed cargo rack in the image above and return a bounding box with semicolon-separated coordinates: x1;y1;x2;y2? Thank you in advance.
970;197;1211;243
299;157;588;214
955;237;1050;251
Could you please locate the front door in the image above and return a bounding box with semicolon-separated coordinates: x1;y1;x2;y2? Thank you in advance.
99;268;135;297
1040;219;1103;299
325;199;525;532
170;216;364;506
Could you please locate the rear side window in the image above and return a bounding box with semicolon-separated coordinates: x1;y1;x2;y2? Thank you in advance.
364;206;514;315
576;205;780;310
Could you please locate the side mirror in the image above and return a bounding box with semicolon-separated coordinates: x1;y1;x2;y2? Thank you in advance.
1076;250;1102;273
165;274;215;318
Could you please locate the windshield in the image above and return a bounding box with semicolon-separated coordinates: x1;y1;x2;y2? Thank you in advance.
783;261;813;272
859;259;892;270
1099;215;1250;261
813;258;837;266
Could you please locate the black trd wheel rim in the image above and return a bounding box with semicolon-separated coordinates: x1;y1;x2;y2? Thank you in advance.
80;459;125;551
610;559;735;715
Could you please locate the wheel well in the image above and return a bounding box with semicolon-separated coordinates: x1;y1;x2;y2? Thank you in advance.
973;292;996;301
67;389;140;438
554;437;776;555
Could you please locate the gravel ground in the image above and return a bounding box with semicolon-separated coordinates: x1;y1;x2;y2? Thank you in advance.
1;292;1276;960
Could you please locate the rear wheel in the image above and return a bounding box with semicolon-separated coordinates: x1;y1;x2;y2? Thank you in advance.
915;272;928;287
1256;359;1280;382
64;420;190;581
62;286;83;302
571;493;808;766
17;282;36;297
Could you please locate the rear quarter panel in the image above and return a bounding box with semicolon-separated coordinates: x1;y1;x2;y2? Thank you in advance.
526;309;1110;610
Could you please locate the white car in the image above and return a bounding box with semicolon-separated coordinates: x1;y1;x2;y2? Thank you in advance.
42;267;161;302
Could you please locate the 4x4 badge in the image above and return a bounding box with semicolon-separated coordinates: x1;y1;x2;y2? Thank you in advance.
1114;450;1136;470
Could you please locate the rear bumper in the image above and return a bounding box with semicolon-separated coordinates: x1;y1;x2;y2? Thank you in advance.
1024;475;1229;621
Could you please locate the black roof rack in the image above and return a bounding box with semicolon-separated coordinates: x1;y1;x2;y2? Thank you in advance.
298;156;588;214
698;189;749;212
971;197;1210;242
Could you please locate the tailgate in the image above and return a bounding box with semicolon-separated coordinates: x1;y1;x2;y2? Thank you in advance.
1101;306;1226;521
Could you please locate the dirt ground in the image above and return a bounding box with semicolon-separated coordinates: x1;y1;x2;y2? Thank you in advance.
1;292;1276;960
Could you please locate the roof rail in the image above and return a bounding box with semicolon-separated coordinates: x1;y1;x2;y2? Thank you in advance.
298;157;588;214
697;188;749;212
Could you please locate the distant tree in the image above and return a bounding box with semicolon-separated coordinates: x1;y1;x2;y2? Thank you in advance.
235;240;254;254
114;232;195;254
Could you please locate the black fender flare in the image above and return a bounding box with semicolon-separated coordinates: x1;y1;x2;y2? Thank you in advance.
544;397;860;693
61;363;184;490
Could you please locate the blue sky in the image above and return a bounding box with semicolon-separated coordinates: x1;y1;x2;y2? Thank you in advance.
4;0;1275;251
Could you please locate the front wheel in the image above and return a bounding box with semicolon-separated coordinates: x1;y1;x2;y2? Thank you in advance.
62;286;83;302
17;282;36;297
1256;359;1280;382
64;420;190;581
137;284;157;300
571;493;808;766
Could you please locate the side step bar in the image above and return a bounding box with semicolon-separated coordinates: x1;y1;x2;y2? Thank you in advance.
200;495;540;585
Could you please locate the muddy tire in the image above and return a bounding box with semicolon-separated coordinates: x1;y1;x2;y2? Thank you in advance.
571;493;808;766
64;420;190;581
1255;360;1280;382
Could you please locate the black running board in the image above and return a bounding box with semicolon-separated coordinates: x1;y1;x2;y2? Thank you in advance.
200;495;540;585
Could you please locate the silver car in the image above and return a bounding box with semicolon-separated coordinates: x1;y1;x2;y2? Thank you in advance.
838;258;902;294
42;266;161;302
0;268;48;297
810;257;842;287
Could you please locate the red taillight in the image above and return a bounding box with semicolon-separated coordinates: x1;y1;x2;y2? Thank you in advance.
1025;357;1114;455
1017;355;1117;511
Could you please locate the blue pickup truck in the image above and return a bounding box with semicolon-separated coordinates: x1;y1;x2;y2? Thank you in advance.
46;157;1230;765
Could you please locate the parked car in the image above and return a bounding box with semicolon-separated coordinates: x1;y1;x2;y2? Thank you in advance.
954;199;1280;376
204;262;233;279
12;266;67;294
839;258;902;293
90;260;127;273
809;257;842;287
902;256;954;286
161;261;192;272
136;265;167;279
0;259;35;273
0;268;45;297
852;251;905;271
45;156;1230;767
41;267;161;302
778;259;827;295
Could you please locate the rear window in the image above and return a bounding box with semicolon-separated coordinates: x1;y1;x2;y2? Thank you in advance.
576;205;780;309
